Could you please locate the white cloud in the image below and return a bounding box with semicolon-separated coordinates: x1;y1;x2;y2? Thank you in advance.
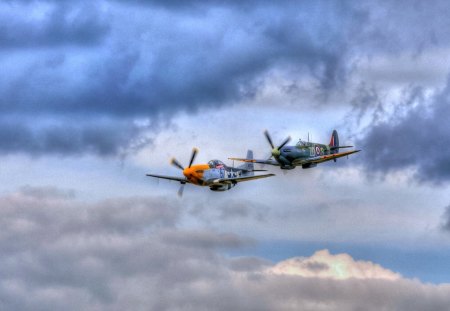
269;249;400;280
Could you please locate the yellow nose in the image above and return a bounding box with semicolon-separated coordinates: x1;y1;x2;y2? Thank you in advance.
182;166;206;186
183;167;194;179
182;167;196;185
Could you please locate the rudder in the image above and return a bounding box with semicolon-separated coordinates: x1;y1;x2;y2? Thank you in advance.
237;150;254;173
329;130;339;154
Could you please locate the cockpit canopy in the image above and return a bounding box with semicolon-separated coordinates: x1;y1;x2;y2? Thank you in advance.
208;159;226;168
296;139;308;147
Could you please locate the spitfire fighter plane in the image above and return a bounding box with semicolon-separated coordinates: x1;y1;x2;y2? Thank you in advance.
146;148;274;196
229;130;360;170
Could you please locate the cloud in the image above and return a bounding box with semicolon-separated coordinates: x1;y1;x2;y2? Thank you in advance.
0;2;109;49
356;78;450;183
441;204;450;232
2;0;450;161
0;186;247;310
0;1;364;156
189;198;269;223
1;186;450;310
0;119;148;156
161;229;253;249
269;249;400;280
18;185;76;200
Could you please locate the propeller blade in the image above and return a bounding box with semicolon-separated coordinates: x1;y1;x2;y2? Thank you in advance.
170;158;184;170
264;130;275;149
177;183;185;197
277;136;291;150
188;148;198;168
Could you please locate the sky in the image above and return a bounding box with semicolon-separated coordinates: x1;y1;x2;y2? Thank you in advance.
1;0;450;310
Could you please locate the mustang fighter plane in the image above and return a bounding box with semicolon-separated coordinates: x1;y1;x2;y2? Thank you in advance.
146;148;274;196
229;130;360;170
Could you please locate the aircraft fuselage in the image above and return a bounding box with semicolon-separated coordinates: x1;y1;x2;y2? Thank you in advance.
276;142;330;168
183;162;246;187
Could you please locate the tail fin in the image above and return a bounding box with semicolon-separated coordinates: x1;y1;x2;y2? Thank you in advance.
329;130;339;154
237;150;254;173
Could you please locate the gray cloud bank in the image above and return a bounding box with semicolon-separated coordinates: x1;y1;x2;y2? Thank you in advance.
1;186;450;311
356;79;450;183
3;0;449;157
0;3;109;48
0;1;353;156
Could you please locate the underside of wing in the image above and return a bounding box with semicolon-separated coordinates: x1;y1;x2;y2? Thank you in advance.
305;150;361;165
146;173;189;183
330;145;354;150
228;157;280;166
210;173;275;185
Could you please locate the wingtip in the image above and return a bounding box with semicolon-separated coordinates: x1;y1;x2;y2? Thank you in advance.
261;173;276;177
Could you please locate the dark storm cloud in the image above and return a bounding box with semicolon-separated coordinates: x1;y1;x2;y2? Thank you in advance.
356;79;450;183
2;0;450;156
1;186;450;310
0;1;363;156
0;119;144;156
3;1;355;116
0;2;109;48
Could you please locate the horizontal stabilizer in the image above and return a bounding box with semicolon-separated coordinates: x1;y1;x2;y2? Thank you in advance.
228;157;280;166
229;157;256;162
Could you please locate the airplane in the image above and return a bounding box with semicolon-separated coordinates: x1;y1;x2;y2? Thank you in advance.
229;130;360;170
146;148;275;196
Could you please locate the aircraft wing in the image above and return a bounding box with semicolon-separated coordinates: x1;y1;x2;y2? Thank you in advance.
146;173;189;183
330;145;354;150
228;157;280;166
294;150;361;165
210;173;275;184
